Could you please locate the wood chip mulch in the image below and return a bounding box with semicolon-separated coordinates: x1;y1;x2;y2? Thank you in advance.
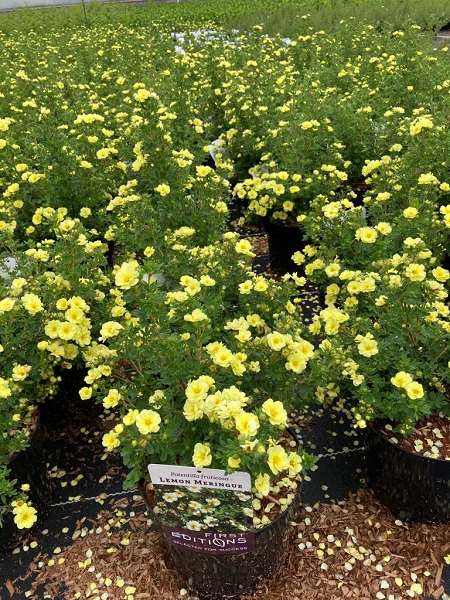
18;490;450;600
390;415;450;461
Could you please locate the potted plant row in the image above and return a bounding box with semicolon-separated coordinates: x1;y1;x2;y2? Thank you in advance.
0;219;109;547
308;242;450;522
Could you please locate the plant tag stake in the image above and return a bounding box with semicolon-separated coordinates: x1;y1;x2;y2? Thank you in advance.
148;464;255;554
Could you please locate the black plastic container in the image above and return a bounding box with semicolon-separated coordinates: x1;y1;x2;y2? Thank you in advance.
0;410;52;551
367;425;450;523
264;220;304;274
141;481;301;599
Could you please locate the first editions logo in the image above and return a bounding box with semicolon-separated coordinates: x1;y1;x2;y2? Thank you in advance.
165;527;255;555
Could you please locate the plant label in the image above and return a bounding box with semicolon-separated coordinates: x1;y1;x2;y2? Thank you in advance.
148;464;251;492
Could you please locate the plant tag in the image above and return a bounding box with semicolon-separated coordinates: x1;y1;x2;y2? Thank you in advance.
148;464;255;554
148;464;251;492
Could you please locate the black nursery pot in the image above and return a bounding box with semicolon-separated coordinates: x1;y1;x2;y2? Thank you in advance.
0;409;53;551
141;482;301;599
367;425;450;523
264;220;304;275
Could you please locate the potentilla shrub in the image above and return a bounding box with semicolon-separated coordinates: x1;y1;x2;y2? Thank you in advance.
83;233;316;525
108;164;230;259
300;186;448;286
0;220;110;528
307;245;449;431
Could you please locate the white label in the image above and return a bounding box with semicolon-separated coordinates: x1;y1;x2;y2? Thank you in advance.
148;464;251;493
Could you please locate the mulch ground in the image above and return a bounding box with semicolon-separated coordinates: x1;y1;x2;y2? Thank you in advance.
13;490;450;600
393;416;450;461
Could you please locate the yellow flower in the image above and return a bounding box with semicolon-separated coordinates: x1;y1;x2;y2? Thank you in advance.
14;504;37;530
184;308;208;323
79;387;92;400
239;280;253;294
99;321;123;340
196;165;212;177
0;377;12;398
418;172;438;186
134;88;152;102
0;297;15;313
292;251;305;265
253;277;268;292
376;222;392;235
183;396;204;421
12;365;31;381
288;452;303;476
355;227;378;243
182;277;201;296
192;443;212;468
136;409;161;435
102;430;120;451
57;321;77;341
200;275;215;287
115;260;139;290
409;116;433;136
228;456;241;469
235;411;260;438
96;148;110;160
267;445;289;475
254;473;270;497
432;266;449;282
154;183;171;196
65;306;84;323
325;263;341;277
45;320;60;339
103;389;121;409
235;239;255;257
405;263;426;282
22;293;44;315
266;331;287;351
123;410;138;426
356;333;378;357
391;371;413;388
403;207;418;219
185;378;211;402
285;353;307;373
405;381;424;400
262;399;287;427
